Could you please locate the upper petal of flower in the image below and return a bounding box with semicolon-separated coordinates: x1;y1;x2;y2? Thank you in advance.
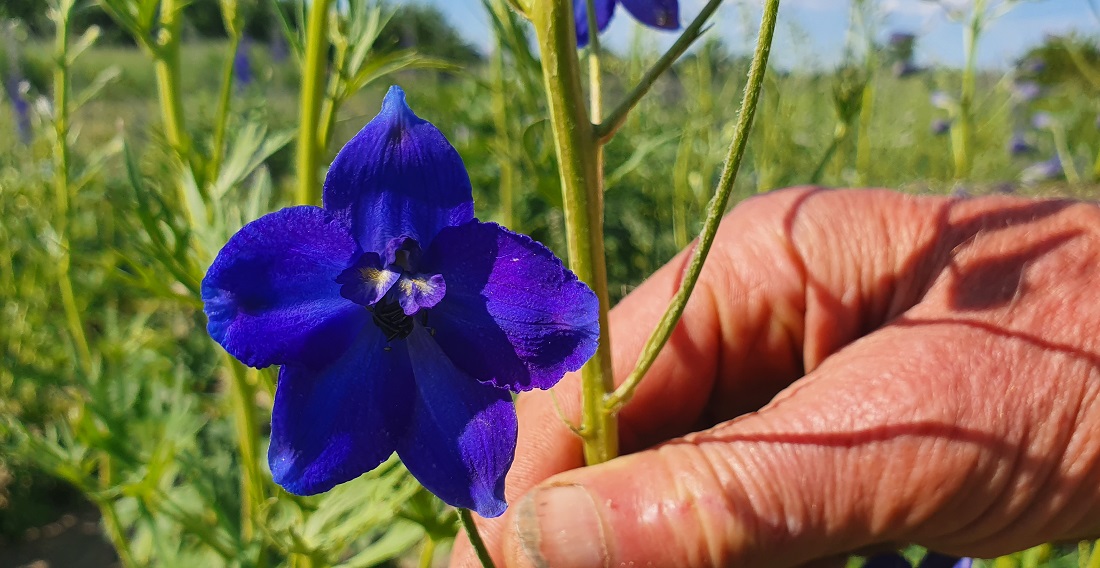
420;221;599;391
619;0;679;30
397;326;516;518
202;206;363;369
323;86;474;255
574;0;616;48
269;324;415;495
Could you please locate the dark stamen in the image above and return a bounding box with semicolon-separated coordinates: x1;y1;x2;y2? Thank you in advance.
371;301;414;341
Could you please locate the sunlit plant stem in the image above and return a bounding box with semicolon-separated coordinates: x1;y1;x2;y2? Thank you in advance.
607;0;780;413
531;0;618;465
50;1;93;378
153;0;192;168
208;28;243;181
296;0;331;206
952;0;984;180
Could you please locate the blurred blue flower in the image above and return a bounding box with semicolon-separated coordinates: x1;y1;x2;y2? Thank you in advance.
1010;81;1041;103
931;118;952;135
1018;56;1046;75
3;77;30;144
888;31;916;47
233;36;253;89
930;91;955;110
202;86;600;517
1007;131;1035;156
1031;111;1054;130
893;60;922;78
574;0;679;48
1021;156;1064;183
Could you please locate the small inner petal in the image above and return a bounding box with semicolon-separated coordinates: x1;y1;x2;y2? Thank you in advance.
337;252;401;307
397;273;446;316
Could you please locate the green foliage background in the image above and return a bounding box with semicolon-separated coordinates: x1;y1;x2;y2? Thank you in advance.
0;0;1098;566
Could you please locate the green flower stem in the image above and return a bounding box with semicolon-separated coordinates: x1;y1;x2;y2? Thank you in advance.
97;497;138;567
1052;125;1081;184
1093;147;1100;183
226;355;263;542
417;537;437;568
51;0;93;378
459;508;496;568
295;0;332;206
953;0;984;180
606;0;781;414
584;0;603;123
855;77;875;185
1088;539;1100;568
152;0;192;169
208;31;243;182
531;0;618;466
593;0;723;144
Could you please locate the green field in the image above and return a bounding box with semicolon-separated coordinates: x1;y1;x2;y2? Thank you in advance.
2;2;1100;567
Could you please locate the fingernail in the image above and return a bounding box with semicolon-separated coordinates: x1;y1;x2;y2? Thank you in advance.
516;484;608;568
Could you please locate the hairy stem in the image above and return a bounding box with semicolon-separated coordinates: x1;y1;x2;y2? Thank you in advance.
226;355;263;541
208;32;243;181
531;0;617;465
594;0;722;144
607;0;781;413
459;509;496;568
953;0;983;180
153;0;191;167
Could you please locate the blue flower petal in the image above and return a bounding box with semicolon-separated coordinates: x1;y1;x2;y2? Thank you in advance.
574;0;616;48
323;86;474;255
419;221;599;391
397;326;516;517
269;324;414;495
202;206;363;369
619;0;679;30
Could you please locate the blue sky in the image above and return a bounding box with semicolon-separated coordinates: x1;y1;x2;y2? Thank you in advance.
416;0;1098;68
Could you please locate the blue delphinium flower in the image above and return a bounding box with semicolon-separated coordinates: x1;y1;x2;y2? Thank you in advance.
574;0;679;48
1021;156;1063;184
931;118;952;136
1010;80;1041;103
1031;111;1054;130
201;86;600;517
3;76;30;144
1007;131;1035;156
233;35;253;89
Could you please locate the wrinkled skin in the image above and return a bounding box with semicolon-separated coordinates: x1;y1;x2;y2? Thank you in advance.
451;188;1100;568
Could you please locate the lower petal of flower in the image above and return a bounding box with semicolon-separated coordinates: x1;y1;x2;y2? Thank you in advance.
269;323;414;496
397;326;516;518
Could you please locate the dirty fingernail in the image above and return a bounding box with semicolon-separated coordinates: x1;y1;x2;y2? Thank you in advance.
515;484;608;568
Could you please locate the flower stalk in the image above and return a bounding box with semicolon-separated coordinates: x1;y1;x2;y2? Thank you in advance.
953;0;984;180
607;0;781;413
208;31;243;181
295;0;332;206
531;0;618;465
152;0;192;168
459;508;496;568
51;0;93;378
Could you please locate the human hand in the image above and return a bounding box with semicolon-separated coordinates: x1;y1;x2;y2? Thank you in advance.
451;187;1100;567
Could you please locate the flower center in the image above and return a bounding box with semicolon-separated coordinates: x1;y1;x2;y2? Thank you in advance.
370;298;415;341
336;237;447;341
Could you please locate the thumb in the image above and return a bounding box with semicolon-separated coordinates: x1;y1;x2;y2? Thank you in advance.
500;329;1000;568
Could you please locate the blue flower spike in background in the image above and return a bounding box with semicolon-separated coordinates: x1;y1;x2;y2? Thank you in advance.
574;0;680;48
201;85;600;518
